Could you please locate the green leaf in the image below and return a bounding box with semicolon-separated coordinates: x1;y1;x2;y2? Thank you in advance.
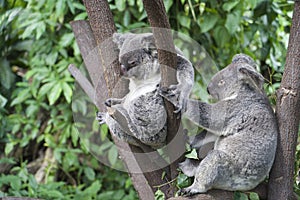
248;0;258;9
164;0;173;12
21;23;38;39
48;82;62;105
225;11;241;35
45;51;58;66
123;10;131;27
253;1;268;19
66;0;75;14
83;180;102;195
155;189;165;200
198;13;219;33
36;21;46;39
0;175;21;191
56;0;66;19
108;146;118;166
177;173;192;188
39;82;55;98
222;0;240;12
116;0;126;12
71;125;79;146
62;82;72;103
0;94;7;107
74;12;88;20
185;148;198;159
234;191;249;200
5;143;14;155
249;192;260;200
59;33;74;47
0;59;15;90
84;167;95;181
213;25;230;47
178;14;191;28
10;88;31;106
64;151;77;167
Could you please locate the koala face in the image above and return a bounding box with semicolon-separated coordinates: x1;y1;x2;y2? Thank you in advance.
113;33;159;80
207;64;239;100
207;54;264;100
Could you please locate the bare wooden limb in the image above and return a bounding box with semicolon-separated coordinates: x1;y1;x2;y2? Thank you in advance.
82;0;119;93
268;1;300;200
169;183;268;200
142;0;185;188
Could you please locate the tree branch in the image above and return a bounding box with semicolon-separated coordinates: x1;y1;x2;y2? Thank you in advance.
268;1;300;200
142;1;186;191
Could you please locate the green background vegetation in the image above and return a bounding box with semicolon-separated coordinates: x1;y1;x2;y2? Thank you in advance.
0;0;297;199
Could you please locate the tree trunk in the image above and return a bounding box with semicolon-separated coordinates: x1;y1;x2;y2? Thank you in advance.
268;1;300;200
142;0;186;189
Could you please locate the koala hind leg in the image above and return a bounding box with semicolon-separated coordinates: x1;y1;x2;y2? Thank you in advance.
181;150;233;195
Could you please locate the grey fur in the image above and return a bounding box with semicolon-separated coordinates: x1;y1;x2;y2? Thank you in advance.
177;54;278;195
97;33;194;149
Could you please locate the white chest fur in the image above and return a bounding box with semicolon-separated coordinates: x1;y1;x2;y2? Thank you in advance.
123;74;161;108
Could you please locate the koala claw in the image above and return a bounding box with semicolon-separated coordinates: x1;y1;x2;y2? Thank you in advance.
179;185;204;197
105;98;123;107
96;112;108;125
105;99;112;107
159;85;183;113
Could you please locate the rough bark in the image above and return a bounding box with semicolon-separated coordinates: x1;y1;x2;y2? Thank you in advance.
142;0;186;189
268;1;300;200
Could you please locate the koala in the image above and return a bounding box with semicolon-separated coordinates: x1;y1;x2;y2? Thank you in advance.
165;54;278;195
96;33;194;149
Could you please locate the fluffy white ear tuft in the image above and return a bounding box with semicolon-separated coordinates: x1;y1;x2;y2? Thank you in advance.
113;33;134;49
141;33;156;52
238;65;265;90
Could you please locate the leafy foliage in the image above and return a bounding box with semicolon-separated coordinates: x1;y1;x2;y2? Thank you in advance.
0;0;298;199
0;0;136;199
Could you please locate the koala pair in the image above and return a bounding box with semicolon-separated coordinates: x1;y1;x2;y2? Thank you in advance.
174;54;278;195
97;32;194;149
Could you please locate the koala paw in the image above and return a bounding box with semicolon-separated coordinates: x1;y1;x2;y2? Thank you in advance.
96;112;108;125
159;84;184;113
179;185;206;196
179;159;199;177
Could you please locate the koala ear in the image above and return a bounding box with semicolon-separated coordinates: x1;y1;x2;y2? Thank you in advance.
113;33;133;49
232;54;256;69
238;66;265;90
141;34;156;51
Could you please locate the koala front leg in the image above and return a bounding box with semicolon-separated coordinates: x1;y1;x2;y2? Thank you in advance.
184;99;229;136
159;54;194;113
96;112;140;146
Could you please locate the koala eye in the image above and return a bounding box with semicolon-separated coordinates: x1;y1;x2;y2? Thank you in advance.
218;80;225;86
128;59;138;67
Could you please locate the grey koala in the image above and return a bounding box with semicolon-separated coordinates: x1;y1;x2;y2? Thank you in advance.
169;54;277;195
96;33;194;149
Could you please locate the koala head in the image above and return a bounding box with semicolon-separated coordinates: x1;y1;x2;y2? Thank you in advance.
113;33;159;80
207;54;264;100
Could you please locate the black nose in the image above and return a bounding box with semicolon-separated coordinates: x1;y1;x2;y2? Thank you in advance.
207;87;210;95
120;64;127;75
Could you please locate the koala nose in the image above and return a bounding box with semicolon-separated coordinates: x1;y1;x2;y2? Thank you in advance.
120;64;127;75
207;87;210;95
